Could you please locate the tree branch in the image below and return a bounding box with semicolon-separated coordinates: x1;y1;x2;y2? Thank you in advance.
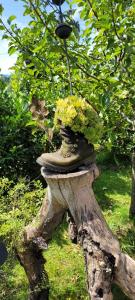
28;0;55;37
86;0;99;20
110;0;121;40
0;19;22;47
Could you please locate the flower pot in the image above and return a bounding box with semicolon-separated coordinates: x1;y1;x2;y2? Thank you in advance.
55;23;72;39
52;0;65;5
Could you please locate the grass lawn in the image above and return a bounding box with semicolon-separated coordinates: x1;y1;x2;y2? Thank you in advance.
1;164;135;299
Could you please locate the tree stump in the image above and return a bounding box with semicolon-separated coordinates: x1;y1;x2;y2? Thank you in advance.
16;164;135;300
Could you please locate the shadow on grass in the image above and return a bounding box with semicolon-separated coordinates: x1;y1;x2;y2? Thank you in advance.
50;285;130;300
50;215;69;247
49;284;88;300
96;193;118;212
118;226;135;256
93;167;131;211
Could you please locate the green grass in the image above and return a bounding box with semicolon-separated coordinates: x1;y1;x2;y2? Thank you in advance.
1;164;135;299
94;166;135;256
45;224;89;300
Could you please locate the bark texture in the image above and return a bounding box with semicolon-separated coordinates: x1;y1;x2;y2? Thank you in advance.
16;164;135;300
67;210;78;243
130;149;135;216
130;118;135;216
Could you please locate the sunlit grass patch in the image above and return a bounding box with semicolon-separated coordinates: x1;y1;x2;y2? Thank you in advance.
45;222;89;300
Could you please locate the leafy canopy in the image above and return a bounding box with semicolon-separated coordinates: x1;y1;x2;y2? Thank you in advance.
0;0;134;154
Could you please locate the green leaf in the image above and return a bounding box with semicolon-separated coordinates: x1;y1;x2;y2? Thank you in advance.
23;7;31;16
0;4;4;15
28;20;36;27
27;69;35;76
0;25;5;30
33;44;43;53
2;34;10;40
7;15;16;25
8;46;17;55
26;120;37;126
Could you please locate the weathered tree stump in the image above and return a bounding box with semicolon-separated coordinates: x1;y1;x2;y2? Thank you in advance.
16;164;135;300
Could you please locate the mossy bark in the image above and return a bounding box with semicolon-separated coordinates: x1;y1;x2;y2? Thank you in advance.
16;190;66;299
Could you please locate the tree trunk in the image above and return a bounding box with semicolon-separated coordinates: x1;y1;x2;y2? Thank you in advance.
130;148;135;216
16;164;135;300
129;118;135;216
67;210;78;244
16;187;66;299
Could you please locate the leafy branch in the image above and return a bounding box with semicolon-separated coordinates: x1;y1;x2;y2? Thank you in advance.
110;0;121;41
28;0;55;37
86;0;99;20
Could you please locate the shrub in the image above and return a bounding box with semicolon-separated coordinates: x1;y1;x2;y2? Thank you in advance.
0;83;51;180
0;177;45;244
0;176;45;299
